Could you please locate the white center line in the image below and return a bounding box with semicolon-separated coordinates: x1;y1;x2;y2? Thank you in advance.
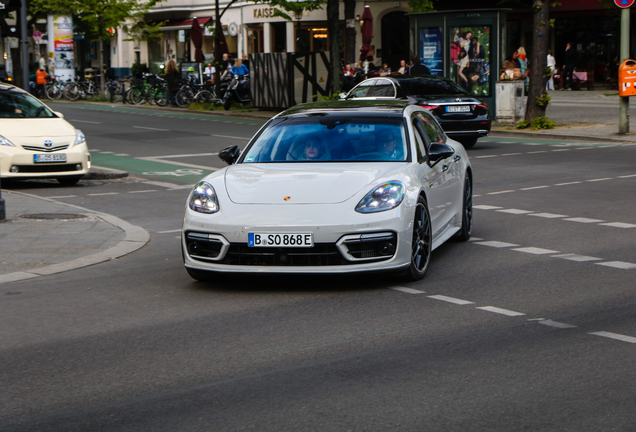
487;190;515;195
48;195;78;199
563;217;605;223
497;209;535;214
599;222;636;228
133;126;169;131
554;181;582;186
512;247;560;255
520;185;550;190
539;320;577;329
477;306;525;317
474;155;498;158
473;205;503;210
468;237;483;241
586;178;612;182
474;241;520;248
391;286;426;294
552;149;571;152
502;153;522;156
527;150;548;154
552;254;602;262
618;174;636;178
428;295;474;305
589;331;636;344
595;261;636;270
529;213;568;218
70;119;101;124
129;190;158;194
87;192;120;196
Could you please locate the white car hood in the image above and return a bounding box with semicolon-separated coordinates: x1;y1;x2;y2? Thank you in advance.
0;118;75;138
224;163;404;204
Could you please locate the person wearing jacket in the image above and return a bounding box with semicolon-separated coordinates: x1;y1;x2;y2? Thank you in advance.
164;60;180;107
231;59;249;79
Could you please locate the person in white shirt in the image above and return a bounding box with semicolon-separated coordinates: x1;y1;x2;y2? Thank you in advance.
203;62;216;84
546;50;556;90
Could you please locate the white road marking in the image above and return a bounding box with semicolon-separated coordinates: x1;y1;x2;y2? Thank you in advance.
595;261;636;270
589;331;636;344
87;192;119;196
474;155;498;158
141;180;184;189
527;151;548;154
391;287;425;294
132;126;169;131
512;247;560;255
477;306;525;317
538;320;577;329
599;222;636;228
564;217;605;223
114;154;130;156
473;205;503;210
128;190;158;194
487;190;515;195
428;295;474;305
99;151;114;154
137;157;221;171
552;254;602;262
144;153;219;159
474;241;520;248
520;185;550;190
575;147;595;150
502;153;522;156
555;181;582;186
586;178;612;182
497;209;535;214
48;195;78;199
552;149;571;152
70;119;101;124
212;134;251;140
157;229;182;234
528;212;568;218
618;174;636;178
468;237;483;241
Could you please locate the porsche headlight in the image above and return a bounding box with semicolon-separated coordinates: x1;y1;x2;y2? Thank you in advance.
355;181;406;214
189;181;220;214
0;135;15;147
73;129;86;147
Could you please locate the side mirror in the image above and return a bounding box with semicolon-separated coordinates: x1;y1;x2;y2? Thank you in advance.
428;143;454;165
218;145;241;165
54;111;64;119
339;92;347;99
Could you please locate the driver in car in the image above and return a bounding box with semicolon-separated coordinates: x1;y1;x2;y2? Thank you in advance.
301;139;325;161
379;132;399;160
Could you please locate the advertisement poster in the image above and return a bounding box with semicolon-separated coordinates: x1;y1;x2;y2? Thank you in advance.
52;15;75;74
449;26;491;97
420;28;442;76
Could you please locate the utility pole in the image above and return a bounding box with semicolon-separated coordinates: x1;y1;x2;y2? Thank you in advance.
619;5;630;134
20;0;28;92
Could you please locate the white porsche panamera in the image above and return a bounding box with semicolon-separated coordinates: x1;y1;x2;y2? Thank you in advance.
0;83;91;185
182;100;473;281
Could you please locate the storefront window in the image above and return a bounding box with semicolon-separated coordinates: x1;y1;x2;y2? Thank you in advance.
449;26;491;97
297;25;328;52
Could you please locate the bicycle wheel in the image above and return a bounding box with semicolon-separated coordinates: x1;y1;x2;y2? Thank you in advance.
129;88;145;105
195;90;216;104
176;88;195;108
64;83;81;101
154;89;168;107
45;84;62;100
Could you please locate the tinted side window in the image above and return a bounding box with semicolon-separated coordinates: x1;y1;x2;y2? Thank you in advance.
350;80;375;98
398;78;467;96
412;117;429;164
367;79;396;97
416;112;446;144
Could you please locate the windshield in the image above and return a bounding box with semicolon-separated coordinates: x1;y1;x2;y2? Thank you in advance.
397;78;467;96
242;115;409;163
0;90;57;118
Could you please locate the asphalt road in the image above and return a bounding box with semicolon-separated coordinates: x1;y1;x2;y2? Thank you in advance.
1;103;636;431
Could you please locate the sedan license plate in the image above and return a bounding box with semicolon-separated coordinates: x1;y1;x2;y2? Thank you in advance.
34;153;67;163
248;233;313;247
446;105;471;113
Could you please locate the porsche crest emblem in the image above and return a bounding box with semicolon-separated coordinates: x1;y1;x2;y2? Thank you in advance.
284;196;291;201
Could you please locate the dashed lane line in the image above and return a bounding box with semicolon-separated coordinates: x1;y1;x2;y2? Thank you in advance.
496;208;534;214
129;190;158;194
47;195;78;199
427;295;474;305
590;332;636;344
473;241;519;248
563;217;606;223
553;254;602;262
87;192;119;196
477;306;525;317
487;190;515;195
528;212;569;218
600;222;636;228
539;320;578;329
595;261;636;270
391;286;426;294
511;247;560;255
157;229;183;234
132;126;169;131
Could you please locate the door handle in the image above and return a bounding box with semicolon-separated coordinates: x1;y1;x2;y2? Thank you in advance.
453;155;461;162
442;165;449;172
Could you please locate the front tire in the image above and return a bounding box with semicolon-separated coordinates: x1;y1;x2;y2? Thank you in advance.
454;175;473;241
405;196;433;281
224;97;233;110
459;137;478;149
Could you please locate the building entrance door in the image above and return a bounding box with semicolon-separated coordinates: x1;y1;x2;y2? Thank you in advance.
381;11;409;70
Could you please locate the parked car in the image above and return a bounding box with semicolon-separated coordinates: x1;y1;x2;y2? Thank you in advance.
182;100;473;282
0;66;13;84
0;83;91;185
343;75;491;148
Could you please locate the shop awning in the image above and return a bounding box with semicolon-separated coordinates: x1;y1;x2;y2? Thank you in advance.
158;17;212;30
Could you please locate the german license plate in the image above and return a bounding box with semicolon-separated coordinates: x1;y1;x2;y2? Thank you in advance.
248;233;313;247
34;153;66;163
447;105;471;113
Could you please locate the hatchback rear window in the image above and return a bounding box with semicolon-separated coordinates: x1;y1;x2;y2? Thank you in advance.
397;79;467;97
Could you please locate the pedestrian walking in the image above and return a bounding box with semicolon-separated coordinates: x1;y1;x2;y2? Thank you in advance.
562;42;576;90
164;60;180;107
546;50;556;90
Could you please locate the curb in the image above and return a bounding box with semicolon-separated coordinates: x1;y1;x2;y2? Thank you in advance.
0;191;150;285
83;166;129;180
489;130;636;143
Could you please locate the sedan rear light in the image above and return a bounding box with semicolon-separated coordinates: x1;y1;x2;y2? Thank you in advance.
473;103;489;115
419;104;440;112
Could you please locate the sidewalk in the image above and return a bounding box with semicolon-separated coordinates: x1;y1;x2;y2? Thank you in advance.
0;190;149;284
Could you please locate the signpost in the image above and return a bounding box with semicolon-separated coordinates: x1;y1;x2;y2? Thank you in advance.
32;30;42;40
617;0;632;133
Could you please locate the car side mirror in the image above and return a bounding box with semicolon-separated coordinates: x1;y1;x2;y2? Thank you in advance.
428;143;454;165
218;145;241;165
339;92;347;99
54;111;64;119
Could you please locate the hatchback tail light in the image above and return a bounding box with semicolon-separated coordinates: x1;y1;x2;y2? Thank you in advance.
473;103;488;115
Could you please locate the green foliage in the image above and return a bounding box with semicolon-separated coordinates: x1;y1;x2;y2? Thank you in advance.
407;0;435;14
249;0;326;22
545;66;554;77
315;93;341;102
531;116;556;130
131;63;147;77
516;120;529;129
536;92;551;108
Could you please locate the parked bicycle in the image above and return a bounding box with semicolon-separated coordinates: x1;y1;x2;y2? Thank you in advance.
64;78;98;101
43;75;68;101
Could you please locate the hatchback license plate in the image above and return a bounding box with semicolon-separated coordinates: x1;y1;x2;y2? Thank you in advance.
248;233;313;247
34;153;67;163
447;105;471;113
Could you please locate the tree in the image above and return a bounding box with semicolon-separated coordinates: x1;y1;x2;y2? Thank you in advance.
523;0;550;123
30;0;163;96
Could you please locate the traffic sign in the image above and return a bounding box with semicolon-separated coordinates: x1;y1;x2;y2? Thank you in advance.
615;0;635;8
32;30;42;40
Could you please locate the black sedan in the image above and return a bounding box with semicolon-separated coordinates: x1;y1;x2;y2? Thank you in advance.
344;75;490;148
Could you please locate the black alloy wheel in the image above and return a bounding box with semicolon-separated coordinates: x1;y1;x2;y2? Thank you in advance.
455;175;472;241
406;196;432;281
